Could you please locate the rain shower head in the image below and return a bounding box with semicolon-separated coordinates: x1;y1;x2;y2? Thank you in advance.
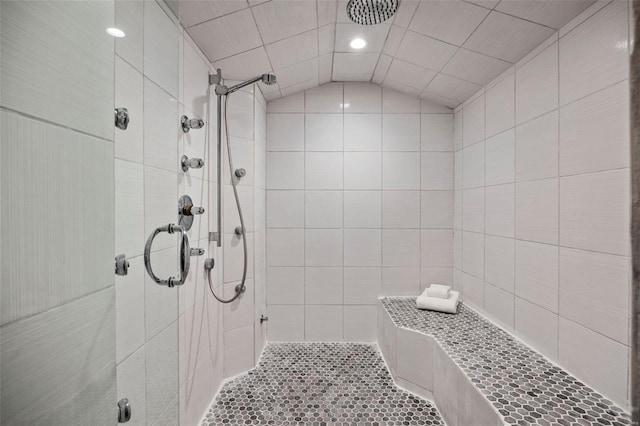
346;0;400;25
262;73;277;85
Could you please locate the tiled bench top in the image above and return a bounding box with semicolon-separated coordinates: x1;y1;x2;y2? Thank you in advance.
380;297;630;426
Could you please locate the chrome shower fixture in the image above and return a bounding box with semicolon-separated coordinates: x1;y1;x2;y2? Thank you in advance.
347;0;400;25
181;115;204;133
181;155;204;172
210;70;277;95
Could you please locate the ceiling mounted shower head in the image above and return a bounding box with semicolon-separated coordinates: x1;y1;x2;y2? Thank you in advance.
262;74;277;85
346;0;400;25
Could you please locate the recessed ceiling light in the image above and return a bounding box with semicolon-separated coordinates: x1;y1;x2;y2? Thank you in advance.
106;27;126;38
350;38;366;49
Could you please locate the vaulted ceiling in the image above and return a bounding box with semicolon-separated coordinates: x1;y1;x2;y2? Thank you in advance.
180;0;595;107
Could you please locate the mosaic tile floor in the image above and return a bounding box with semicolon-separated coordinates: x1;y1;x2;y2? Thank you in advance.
381;297;631;426
202;342;444;425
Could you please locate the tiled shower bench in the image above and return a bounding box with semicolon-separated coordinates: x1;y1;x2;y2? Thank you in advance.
378;297;631;426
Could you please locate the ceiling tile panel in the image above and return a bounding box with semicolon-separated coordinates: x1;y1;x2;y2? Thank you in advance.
318;0;339;26
409;0;490;46
180;0;250;28
385;58;437;90
442;48;512;85
252;0;318;44
266;30;319;69
396;31;458;72
382;25;405;56
495;0;595;29
463;11;556;62
392;0;419;28
187;8;263;61
424;73;482;103
319;24;335;55
335;23;391;52
213;46;273;80
276;58;319;89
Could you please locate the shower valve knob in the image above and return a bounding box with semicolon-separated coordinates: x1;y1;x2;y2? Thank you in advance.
114;107;129;130
234;226;244;236
182;205;204;216
181;155;204;172
181;115;204;133
235;168;246;178
190;248;204;256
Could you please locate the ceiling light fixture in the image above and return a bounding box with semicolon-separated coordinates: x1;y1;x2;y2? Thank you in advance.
106;27;126;38
350;38;367;49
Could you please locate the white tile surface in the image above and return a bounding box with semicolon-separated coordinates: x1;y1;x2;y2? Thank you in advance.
421;191;454;229
223;325;255;376
267;267;304;305
344;152;382;189
421;230;454;267
252;0;317;44
265;29;318;70
267;305;305;341
344;114;382;151
484;283;515;330
144;78;178;172
266;152;304;189
305;114;343;151
343;83;382;113
421;114;454;152
485;129;515;185
305;191;343;228
383;152;421;190
267;114;304;151
267;229;305;266
515;297;558;360
421;152;454;190
462;188;485;233
115;0;143;71
266;190;304;228
396;328;434;390
462;142;485;189
485;71;515;137
343;306;378;342
515;178;559;245
383;229;421;267
382;267;421;296
559;0;628;106
305;229;343;266
409;0;489;45
382;88;421;113
559;169;629;256
462;95;485;147
344;191;382;229
443;48;511;86
115;160;144;258
383;114;421;151
305;83;344;113
462;231;484;279
305;305;343;341
396;31;458;72
115;57;144;163
484;235;515;293
344;267;382;304
344;229;382;267
485;183;514;237
305;267;343;304
559;81;629;175
559;248;629;344
559;318;628;407
495;0;595;29
515;111;559;182
382;191;421;229
515;42;558;125
144;1;179;96
515;240;559;312
306;152;344;190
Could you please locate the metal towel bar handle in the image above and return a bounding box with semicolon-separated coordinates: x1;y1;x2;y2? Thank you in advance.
144;223;190;287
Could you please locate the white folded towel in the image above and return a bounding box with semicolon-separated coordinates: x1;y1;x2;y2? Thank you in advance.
425;284;451;299
416;291;460;314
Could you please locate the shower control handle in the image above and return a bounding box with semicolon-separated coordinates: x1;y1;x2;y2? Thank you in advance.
182;205;204;216
190;248;204;256
235;168;246;178
181;155;204;172
143;223;190;287
181;115;204;133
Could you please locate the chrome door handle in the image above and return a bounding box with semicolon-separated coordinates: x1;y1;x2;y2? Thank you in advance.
143;223;190;287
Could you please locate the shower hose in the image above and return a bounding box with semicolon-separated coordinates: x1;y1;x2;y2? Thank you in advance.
206;94;248;304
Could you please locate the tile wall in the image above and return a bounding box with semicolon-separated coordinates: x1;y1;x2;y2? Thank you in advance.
265;83;454;342
113;1;267;424
452;0;631;408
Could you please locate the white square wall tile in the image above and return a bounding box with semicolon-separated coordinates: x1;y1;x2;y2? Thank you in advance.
462;188;484;233
515;111;559;182
305;305;343;341
420;267;453;290
344;83;382;113
485;129;515;186
267;92;304;113
462;142;485;189
115;0;143;71
223;325;255;377
343;305;378;342
305;229;343;266
267;305;305;341
382;267;421;296
484;283;515;330
559;318;628;407
116;257;145;363
305;191;343;228
559;0;629;106
515;240;559;313
344;114;382;151
144;1;179;97
344;229;382;267
305;267;343;304
453;111;463;151
266;152;304;189
421;191;453;229
462;231;484;279
382;114;421;151
344;267;382;304
559;248;629;345
382;191;421;229
267;229;305;266
344;152;382;190
462;272;484;309
266;190;304;228
559;81;629;176
515;297;558;361
144;78;178;173
515;42;558;125
382;229;421;267
515;178;559;245
115;57;143;163
344;191;382;229
462;95;485;147
485;235;515;293
267;267;304;305
485;183;515;238
383;152;421;190
421;114;453;152
306;152;344;190
409;0;489;46
421;152;454;190
382;87;421;113
115;160;144;257
559;169;629;256
396;328;435;390
305;83;344;113
305;114;343;151
485;71;515;137
267;114;304;151
421;230;454;267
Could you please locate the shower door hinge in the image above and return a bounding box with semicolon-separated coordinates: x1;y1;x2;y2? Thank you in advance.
209;231;220;243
